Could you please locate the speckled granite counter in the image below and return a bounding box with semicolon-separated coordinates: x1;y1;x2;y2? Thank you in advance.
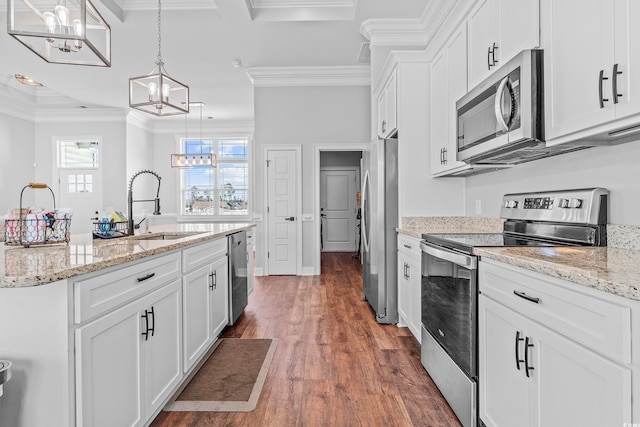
475;246;640;301
397;216;505;238
1;223;255;288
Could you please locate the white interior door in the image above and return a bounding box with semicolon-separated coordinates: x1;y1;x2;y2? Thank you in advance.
266;150;297;275
57;169;103;235
320;168;357;252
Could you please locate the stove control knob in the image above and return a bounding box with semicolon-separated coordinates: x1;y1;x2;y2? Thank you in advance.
504;200;518;208
568;198;583;209
556;198;569;208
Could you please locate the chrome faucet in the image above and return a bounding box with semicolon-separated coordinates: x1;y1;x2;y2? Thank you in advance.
128;170;161;235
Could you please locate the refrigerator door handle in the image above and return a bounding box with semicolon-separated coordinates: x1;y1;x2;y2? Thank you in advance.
361;169;370;253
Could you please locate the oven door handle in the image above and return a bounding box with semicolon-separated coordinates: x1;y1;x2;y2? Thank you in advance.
420;242;477;269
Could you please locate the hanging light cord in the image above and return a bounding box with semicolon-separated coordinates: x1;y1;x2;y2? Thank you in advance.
155;0;164;71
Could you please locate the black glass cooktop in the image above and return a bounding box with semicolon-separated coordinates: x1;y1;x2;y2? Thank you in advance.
422;232;556;254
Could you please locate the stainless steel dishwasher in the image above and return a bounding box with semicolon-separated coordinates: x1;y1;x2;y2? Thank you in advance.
228;231;248;324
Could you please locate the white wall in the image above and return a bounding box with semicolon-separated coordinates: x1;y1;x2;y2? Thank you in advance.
465;139;640;225
0;113;35;216
254;85;371;273
33;115;127;217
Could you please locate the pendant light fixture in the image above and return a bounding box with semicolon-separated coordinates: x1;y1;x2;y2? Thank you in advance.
171;103;216;168
129;0;189;116
7;0;111;66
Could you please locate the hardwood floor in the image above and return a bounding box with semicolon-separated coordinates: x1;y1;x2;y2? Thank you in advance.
151;252;461;427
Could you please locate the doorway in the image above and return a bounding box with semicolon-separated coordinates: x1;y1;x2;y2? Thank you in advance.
313;144;367;275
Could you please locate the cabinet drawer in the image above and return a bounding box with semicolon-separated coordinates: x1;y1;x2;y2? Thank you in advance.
182;238;228;273
479;260;631;363
397;234;421;261
74;252;181;324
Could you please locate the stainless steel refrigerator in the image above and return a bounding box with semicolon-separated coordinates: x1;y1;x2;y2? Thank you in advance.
361;138;398;324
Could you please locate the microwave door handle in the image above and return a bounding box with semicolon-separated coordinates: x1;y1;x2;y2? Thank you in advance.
494;76;511;133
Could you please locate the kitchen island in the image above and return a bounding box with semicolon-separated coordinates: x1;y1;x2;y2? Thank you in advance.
0;222;255;427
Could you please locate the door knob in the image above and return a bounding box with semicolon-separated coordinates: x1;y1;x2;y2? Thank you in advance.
285;216;295;221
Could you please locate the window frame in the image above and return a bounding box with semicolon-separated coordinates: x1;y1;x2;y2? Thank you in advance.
176;133;253;222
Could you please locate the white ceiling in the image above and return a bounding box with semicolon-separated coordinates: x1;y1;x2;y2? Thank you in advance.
0;0;430;124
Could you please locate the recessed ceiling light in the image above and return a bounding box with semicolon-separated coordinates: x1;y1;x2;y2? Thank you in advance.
231;59;242;68
14;74;43;87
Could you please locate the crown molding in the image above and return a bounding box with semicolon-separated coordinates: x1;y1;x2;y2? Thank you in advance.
360;0;467;47
0;83;36;121
245;66;370;87
35;107;127;123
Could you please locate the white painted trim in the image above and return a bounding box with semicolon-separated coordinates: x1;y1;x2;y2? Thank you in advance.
263;144;303;276
301;267;316;276
313;142;369;275
246;66;370;87
373;50;429;96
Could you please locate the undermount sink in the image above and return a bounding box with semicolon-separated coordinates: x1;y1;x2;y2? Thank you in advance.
0;360;11;397
132;232;203;241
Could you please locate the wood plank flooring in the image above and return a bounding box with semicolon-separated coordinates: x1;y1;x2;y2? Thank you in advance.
151;252;461;427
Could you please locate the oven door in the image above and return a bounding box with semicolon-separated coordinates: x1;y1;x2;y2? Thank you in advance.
420;241;478;378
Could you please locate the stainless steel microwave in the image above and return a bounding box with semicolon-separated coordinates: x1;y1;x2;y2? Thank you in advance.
456;49;550;164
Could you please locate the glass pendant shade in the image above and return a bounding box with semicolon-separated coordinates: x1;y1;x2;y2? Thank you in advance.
7;0;111;67
171;153;216;168
129;72;189;116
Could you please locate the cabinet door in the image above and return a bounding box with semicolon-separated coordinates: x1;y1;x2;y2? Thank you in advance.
431;24;468;176
479;296;533;427
407;255;422;343
612;0;640;119
468;0;500;88
144;280;182;417
543;0;616;141
385;71;398;137
210;256;230;338
534;317;632;427
397;252;410;327
76;300;144;427
182;264;214;372
499;0;540;70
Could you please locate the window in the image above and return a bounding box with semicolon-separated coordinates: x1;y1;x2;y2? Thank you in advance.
179;137;249;218
57;140;99;169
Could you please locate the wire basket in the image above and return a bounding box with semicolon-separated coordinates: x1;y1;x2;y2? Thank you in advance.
4;183;71;247
92;220;128;239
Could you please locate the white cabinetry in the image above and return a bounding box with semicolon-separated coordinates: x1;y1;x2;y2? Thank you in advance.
75;253;183;427
377;70;398;138
430;23;469;176
396;234;422;342
542;0;640;144
467;0;540;88
479;259;633;427
182;238;229;372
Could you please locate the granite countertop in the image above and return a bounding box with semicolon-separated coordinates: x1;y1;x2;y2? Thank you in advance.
475;246;640;302
1;223;255;288
397;216;640;302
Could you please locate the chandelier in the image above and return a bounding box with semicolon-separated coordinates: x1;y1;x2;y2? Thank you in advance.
7;0;111;66
171;103;216;168
129;0;189;116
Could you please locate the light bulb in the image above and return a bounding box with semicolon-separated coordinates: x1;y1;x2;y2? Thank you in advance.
162;84;170;102
43;11;58;34
72;19;82;36
148;82;158;101
54;5;69;27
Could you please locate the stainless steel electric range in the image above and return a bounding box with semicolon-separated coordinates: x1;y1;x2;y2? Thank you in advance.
419;188;608;427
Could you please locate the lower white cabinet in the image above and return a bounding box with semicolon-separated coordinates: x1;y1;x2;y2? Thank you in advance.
182;255;229;372
479;260;633;427
75;279;182;427
397;234;422;342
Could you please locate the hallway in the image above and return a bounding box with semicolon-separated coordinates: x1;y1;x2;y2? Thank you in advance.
151;252;461;426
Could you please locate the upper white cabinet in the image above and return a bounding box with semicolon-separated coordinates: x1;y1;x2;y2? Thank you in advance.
430;23;469;176
377;69;398;138
543;0;640;144
468;0;540;88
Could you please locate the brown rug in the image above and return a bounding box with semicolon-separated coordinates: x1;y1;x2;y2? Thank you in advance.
164;338;278;412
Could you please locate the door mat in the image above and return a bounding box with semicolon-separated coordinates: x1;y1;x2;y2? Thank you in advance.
164;338;278;412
